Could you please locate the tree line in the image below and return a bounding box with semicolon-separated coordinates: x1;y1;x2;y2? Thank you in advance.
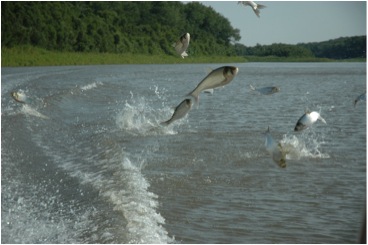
235;36;366;59
1;1;240;56
1;2;366;60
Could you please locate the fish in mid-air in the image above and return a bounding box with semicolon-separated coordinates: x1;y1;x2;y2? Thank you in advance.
161;99;193;126
238;1;266;18
173;33;190;58
354;91;366;107
187;66;239;102
10;90;27;103
294;111;326;131
249;84;280;95
264;127;286;168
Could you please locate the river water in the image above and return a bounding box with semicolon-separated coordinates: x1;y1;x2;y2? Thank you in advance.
1;62;366;243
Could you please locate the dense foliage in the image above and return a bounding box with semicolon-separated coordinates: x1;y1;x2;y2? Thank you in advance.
234;36;366;59
298;36;367;59
1;2;365;60
1;1;240;56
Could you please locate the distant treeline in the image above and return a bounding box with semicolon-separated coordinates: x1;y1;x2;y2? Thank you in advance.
235;36;366;59
1;1;240;56
1;2;366;60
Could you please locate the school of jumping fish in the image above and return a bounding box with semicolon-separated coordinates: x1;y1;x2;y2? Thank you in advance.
10;1;366;169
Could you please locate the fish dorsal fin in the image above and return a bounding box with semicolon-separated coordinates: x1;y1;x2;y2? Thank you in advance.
305;108;311;114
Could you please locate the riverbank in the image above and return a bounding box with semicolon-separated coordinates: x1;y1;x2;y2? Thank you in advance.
1;46;365;67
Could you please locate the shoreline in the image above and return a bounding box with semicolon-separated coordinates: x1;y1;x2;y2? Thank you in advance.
2;46;366;67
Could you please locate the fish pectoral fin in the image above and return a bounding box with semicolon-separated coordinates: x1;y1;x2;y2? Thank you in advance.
319;116;327;124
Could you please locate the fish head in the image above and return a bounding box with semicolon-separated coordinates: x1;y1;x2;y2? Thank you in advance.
181;33;190;42
273;87;280;92
294;122;307;131
10;92;17;99
10;91;25;103
223;66;239;78
185;98;193;108
277;158;287;168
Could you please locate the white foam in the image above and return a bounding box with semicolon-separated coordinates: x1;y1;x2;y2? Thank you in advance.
21;104;49;119
115;92;184;136
1;177;93;244
30;135;174;243
80;81;103;91
280;131;329;160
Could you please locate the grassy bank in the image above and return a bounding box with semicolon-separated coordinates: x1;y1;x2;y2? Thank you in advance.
1;46;248;67
245;55;366;62
1;46;365;67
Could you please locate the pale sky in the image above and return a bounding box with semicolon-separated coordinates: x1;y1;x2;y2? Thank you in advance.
199;1;366;46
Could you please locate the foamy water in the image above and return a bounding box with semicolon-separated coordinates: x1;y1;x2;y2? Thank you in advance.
2;63;366;243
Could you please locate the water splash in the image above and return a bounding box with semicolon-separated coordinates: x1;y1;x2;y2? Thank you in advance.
21;104;49;119
80;81;103;91
116;91;188;136
280;130;329;160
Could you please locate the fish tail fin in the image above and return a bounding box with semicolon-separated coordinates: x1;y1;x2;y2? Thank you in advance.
181;52;188;58
187;92;200;106
249;84;256;91
253;8;261;17
319;116;327;124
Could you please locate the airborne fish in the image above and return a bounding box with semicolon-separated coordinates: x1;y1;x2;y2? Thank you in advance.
187;66;239;102
173;33;190;58
10;90;27;103
249;84;280;95
238;1;266;18
264;127;286;168
354;91;366;107
294;111;326;132
161;99;193;126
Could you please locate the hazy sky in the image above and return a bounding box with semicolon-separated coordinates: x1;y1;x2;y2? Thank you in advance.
199;1;366;46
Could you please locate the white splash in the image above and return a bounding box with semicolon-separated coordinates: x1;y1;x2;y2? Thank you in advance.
21;104;49;119
116;91;186;136
80;81;103;91
280;131;329;160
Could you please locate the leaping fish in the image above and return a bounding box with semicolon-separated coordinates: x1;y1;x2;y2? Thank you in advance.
173;33;190;58
294;111;326;132
354;91;366;107
238;1;266;18
264;127;286;168
187;66;239;102
10;90;27;103
249;84;280;95
161;99;193;126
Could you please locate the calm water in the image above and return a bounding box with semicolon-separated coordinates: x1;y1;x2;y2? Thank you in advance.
1;63;366;243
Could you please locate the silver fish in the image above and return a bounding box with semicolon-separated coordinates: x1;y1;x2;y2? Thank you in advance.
354;91;366;107
161;99;193;126
294;111;326;131
187;66;239;102
238;1;266;18
264;127;286;168
10;90;27;103
173;33;190;58
249;84;280;95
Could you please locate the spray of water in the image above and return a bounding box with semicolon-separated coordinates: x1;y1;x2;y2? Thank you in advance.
280;129;329;160
115;89;189;136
